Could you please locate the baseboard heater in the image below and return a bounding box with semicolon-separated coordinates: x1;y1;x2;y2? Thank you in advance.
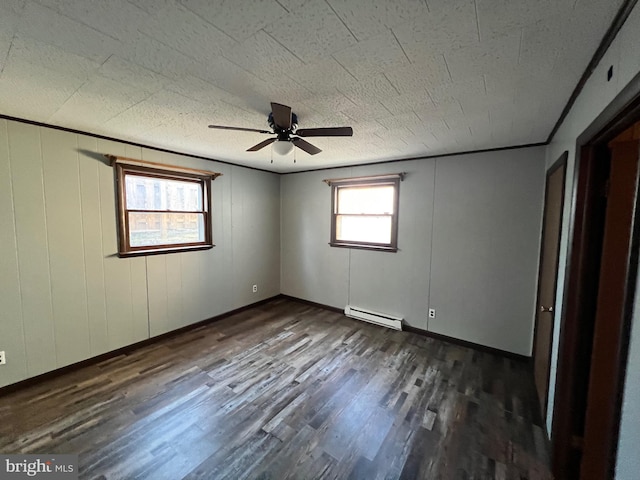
344;305;403;331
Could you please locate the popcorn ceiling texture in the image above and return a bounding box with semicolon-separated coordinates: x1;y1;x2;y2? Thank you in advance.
0;0;624;172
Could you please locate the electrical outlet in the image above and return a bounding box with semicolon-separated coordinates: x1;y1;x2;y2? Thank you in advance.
428;309;436;319
252;284;258;293
0;351;5;365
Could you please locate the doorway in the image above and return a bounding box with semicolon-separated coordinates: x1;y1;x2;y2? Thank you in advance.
551;102;640;479
533;152;567;420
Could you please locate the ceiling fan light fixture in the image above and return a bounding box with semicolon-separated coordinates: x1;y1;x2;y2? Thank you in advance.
273;139;294;155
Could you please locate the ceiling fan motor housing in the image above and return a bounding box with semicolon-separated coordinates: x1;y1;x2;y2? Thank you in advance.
268;112;298;133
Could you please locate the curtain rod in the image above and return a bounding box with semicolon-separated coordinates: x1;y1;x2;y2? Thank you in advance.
322;172;405;185
105;154;223;179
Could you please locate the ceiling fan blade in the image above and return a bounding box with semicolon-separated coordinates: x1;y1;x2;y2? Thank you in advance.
295;127;353;137
209;125;272;134
247;138;277;152
292;137;322;155
271;102;292;130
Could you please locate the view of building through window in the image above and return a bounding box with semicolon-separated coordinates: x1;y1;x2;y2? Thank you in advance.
123;173;206;248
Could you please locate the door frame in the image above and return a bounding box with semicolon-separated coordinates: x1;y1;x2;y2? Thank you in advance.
532;150;567;420
551;71;640;478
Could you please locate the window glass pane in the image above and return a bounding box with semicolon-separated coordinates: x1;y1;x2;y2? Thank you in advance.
336;215;392;244
337;185;394;215
128;212;205;247
125;174;203;211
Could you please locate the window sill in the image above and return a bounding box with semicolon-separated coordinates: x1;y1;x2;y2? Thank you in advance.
329;242;398;253
118;244;214;257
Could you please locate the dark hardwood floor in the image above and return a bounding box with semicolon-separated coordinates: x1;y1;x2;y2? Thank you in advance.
0;298;551;479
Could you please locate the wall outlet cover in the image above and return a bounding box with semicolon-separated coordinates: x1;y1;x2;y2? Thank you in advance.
428;309;436;319
0;351;5;365
252;285;258;293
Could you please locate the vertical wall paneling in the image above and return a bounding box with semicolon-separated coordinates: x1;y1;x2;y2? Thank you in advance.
123;143;150;342
280;149;545;355
165;236;184;330
213;163;235;315
41;128;90;367
8;122;57;377
348;160;435;329
194;250;213;323
140;149;172;337
145;146;187;332
130;256;149;343
0;119;28;386
140;149;240;337
146;254;168;337
97;139;136;350
0;118;286;388
429;150;544;355
124;144;142;160
77;135;109;357
231;166;244;308
180;252;201;327
232;167;281;308
280;168;352;309
120;137;150;342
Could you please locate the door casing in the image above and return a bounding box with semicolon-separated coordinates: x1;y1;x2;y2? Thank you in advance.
551;72;640;479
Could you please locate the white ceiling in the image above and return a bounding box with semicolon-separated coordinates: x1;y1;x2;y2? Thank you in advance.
0;0;624;173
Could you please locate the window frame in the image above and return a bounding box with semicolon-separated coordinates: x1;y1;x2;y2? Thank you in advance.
329;175;401;252
115;163;213;257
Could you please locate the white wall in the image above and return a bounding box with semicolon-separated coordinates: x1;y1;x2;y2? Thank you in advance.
541;3;640;477
0;118;280;388
281;147;545;356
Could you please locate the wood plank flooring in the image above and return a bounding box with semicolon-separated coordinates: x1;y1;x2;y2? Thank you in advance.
0;298;552;479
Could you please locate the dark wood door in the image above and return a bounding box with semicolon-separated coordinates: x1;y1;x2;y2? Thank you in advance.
533;154;567;419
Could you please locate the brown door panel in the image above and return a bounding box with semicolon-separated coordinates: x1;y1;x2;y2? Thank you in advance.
533;154;567;419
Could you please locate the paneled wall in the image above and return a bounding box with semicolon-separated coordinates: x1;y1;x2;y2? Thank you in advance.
429;151;545;355
0;119;280;388
281;147;545;356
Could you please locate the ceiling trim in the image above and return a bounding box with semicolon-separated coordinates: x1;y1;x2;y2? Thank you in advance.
280;142;548;175
0;113;547;175
0;114;277;175
546;0;639;144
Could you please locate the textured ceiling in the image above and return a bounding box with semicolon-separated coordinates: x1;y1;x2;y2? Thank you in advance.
0;0;624;172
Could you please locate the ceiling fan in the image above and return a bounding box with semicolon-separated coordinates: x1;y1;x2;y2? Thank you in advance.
208;102;353;156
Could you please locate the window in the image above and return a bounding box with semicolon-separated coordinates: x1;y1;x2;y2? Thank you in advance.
115;161;215;256
328;174;402;252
